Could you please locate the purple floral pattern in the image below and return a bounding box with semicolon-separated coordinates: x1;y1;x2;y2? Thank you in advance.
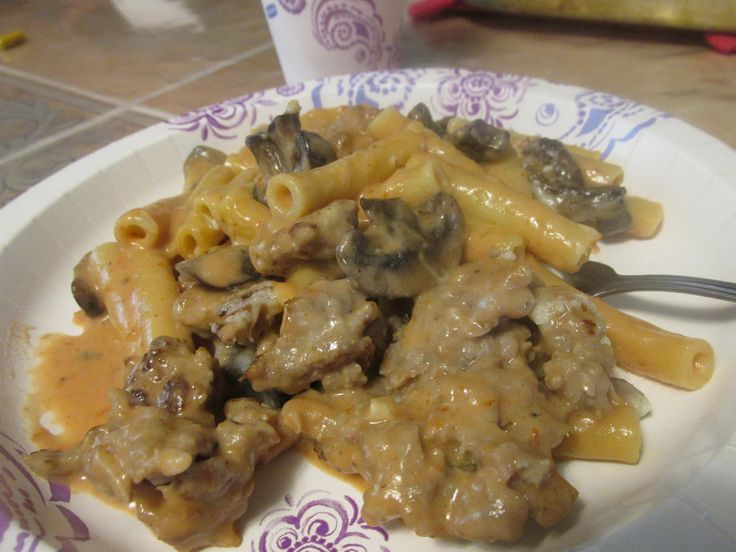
332;69;426;109
312;0;388;70
277;82;307;97
251;491;390;552
278;0;307;15
168;92;278;140
166;68;665;163
0;432;90;551
431;69;534;126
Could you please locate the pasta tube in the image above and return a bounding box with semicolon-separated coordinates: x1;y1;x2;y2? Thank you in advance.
114;195;187;250
441;162;601;273
528;256;715;390
364;157;599;272
212;173;271;245
87;242;192;355
482;150;532;196
463;220;525;262
362;157;444;206
186;164;236;205
224;146;259;175
625;195;664;239
567;146;624;188
368;108;488;178
174;166;237;258
555;404;641;464
266;130;424;218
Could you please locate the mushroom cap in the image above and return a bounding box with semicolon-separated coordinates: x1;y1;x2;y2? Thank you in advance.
337;192;465;298
71;251;105;317
183;146;227;193
245;105;336;182
175;245;258;289
523;138;632;237
445;119;511;162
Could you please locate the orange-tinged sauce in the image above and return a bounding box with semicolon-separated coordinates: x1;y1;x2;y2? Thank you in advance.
25;312;126;451
296;441;367;492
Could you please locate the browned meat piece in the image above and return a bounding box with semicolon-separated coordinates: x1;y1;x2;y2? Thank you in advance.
320;362;367;392
132;398;293;551
124;337;216;426
249;199;358;276
26;389;216;503
246;279;379;394
27;392;293;551
282;357;574;543
380;257;535;389
280;258;576;543
529;286;618;414
174;280;295;345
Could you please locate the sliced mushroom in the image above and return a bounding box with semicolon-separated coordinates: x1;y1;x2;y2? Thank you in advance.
183;146;227;193
245;134;283;182
445;119;511;162
337;192;465;298
71;252;105;317
407;102;449;136
245;103;336;203
295;130;337;172
523;138;632;237
408;102;510;162
175;245;257;289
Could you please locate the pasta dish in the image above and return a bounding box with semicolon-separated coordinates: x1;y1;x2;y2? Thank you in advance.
24;101;715;550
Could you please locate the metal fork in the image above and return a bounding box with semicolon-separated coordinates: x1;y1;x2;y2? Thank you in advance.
560;261;736;302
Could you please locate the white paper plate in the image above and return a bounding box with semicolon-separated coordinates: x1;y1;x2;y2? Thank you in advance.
1;68;735;552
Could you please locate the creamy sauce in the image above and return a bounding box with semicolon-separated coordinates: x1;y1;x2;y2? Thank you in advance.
25;312;126;451
296;441;367;492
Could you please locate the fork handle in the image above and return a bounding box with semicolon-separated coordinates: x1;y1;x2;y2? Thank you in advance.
600;274;736;302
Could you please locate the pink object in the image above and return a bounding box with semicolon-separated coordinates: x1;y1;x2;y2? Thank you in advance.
408;0;460;21
705;33;736;54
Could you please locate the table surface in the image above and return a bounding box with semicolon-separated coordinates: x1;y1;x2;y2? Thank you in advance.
1;0;734;207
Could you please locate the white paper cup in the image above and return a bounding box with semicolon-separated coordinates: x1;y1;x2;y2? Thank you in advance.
261;0;403;84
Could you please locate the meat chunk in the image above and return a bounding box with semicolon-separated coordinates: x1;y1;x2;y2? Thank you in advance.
26;389;216;503
279;258;576;544
174;280;295;345
282;359;573;543
27;392;293;551
529;286;617;414
133;398;292;551
249;199;358;276
380;257;535;389
246;279;379;394
125;336;216;426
